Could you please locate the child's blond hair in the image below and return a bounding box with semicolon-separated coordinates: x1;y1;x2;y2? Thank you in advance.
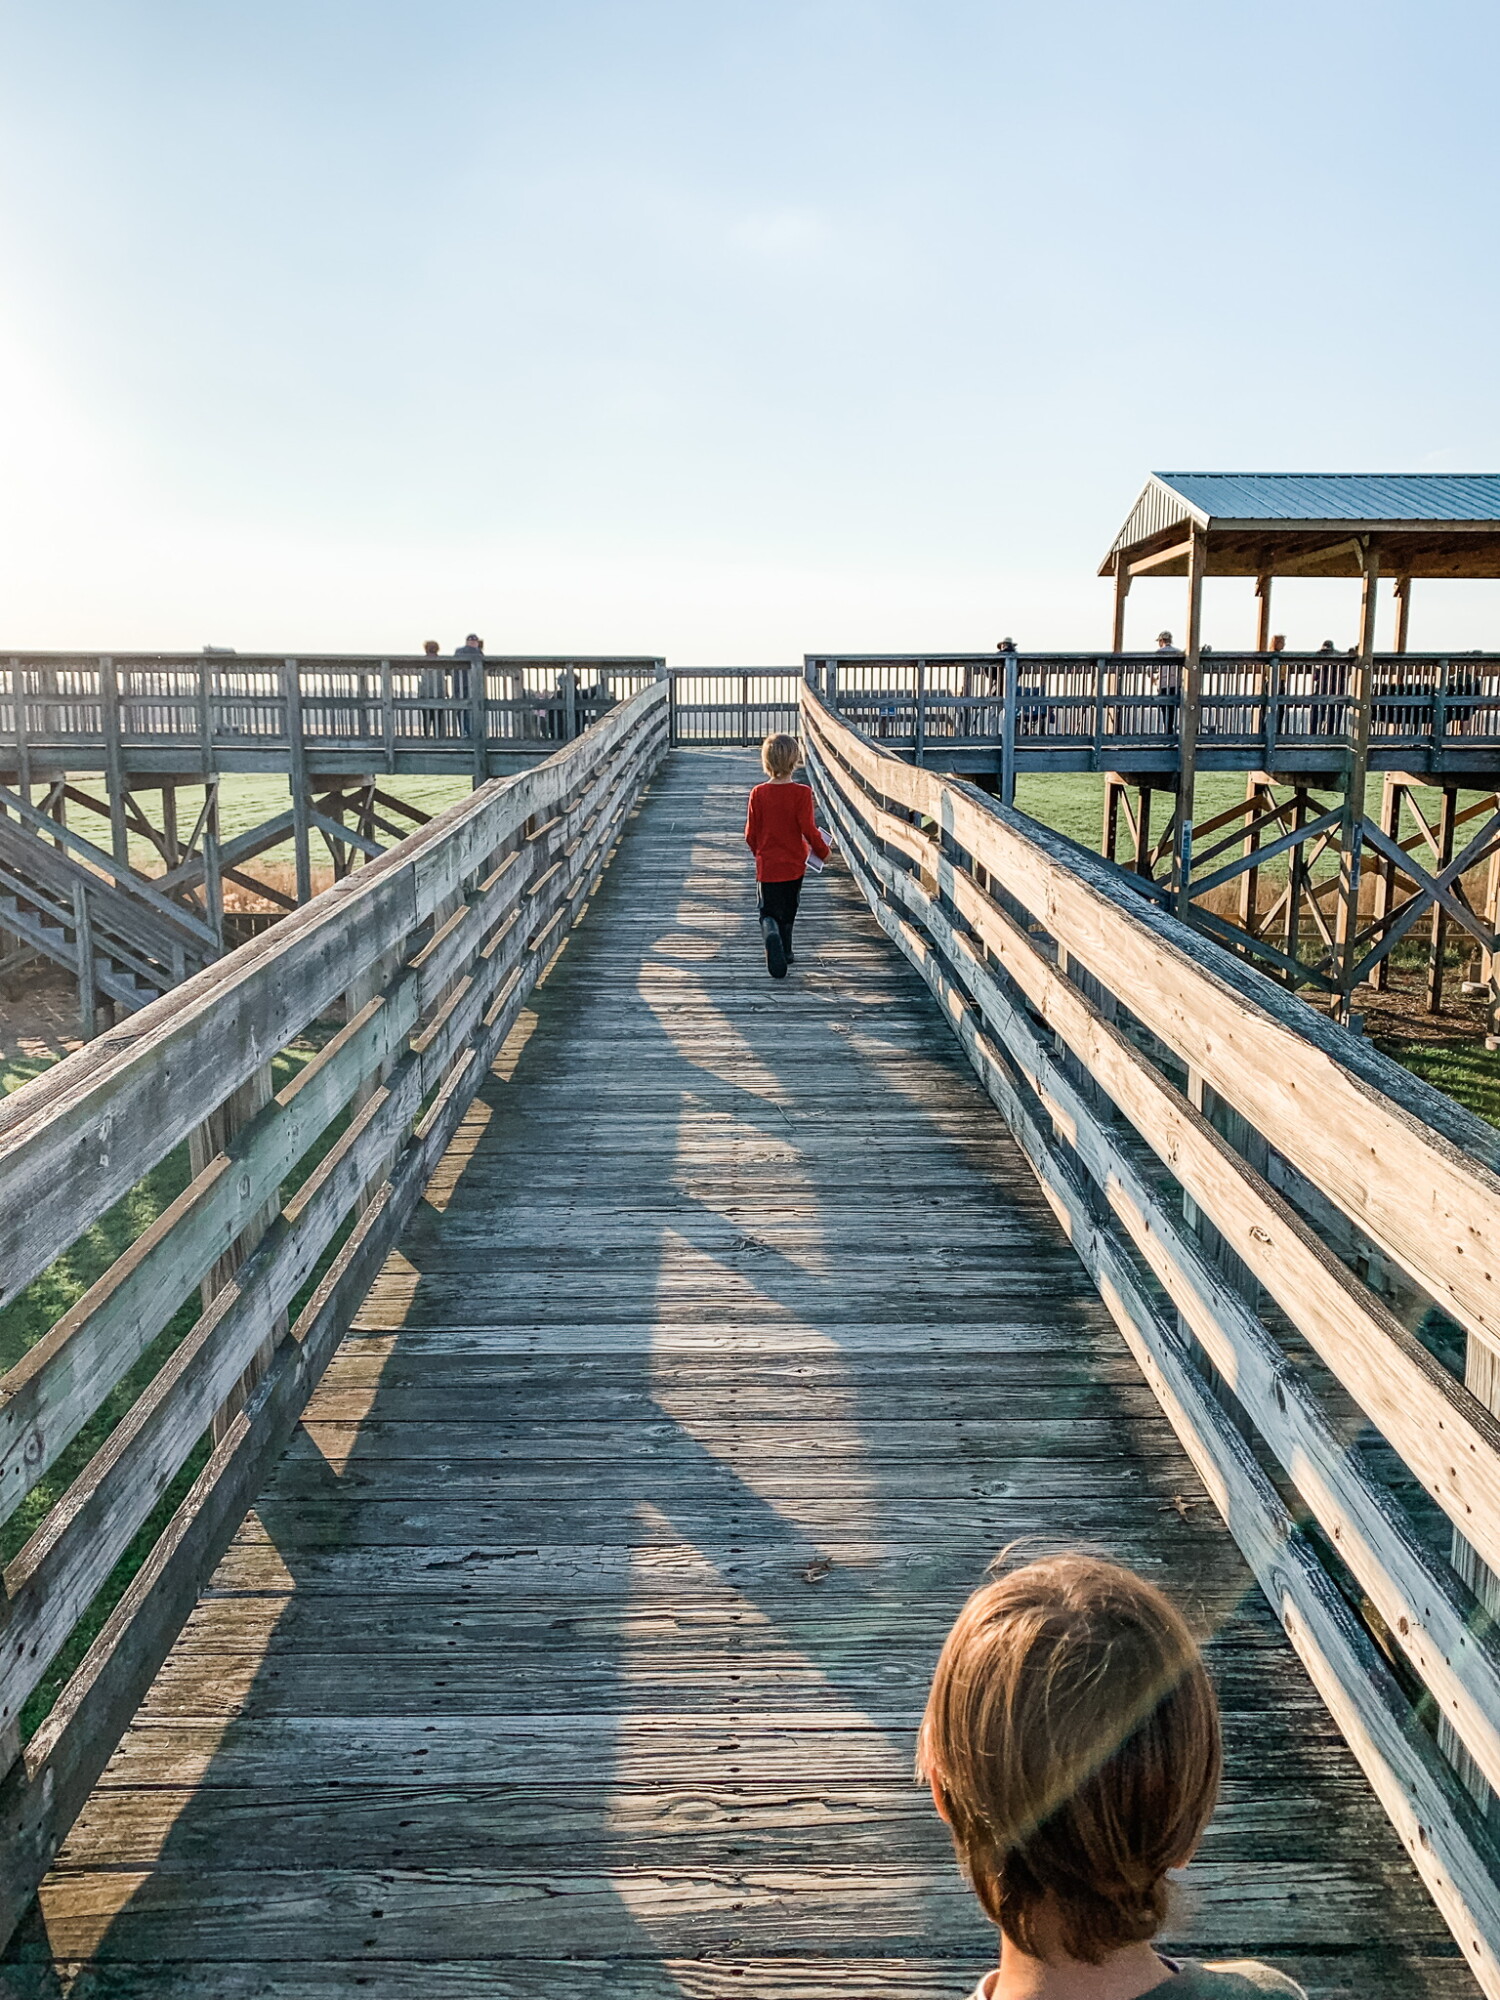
917;1551;1220;1964
761;733;801;779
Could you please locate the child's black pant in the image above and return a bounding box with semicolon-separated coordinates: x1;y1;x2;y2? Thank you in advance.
758;876;802;945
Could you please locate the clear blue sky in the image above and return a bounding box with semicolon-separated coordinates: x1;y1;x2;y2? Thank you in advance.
2;0;1497;659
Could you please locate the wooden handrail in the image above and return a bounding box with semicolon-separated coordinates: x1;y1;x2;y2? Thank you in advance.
801;684;1500;1997
0;681;669;1948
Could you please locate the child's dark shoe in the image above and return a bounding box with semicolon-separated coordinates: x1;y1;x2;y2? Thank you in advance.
762;916;788;979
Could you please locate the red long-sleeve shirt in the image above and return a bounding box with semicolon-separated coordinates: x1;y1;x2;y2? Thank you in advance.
744;780;831;883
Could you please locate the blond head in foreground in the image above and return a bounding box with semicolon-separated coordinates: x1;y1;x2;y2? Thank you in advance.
919;1552;1304;1997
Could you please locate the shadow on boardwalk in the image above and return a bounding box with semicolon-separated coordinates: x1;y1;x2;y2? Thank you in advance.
1;751;1476;1998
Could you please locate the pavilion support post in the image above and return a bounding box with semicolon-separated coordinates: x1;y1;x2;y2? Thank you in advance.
1334;547;1380;1023
1254;573;1273;652
1112;561;1130;652
1370;776;1403;994
1172;528;1206;915
1425;785;1460;1015
1394;574;1412;654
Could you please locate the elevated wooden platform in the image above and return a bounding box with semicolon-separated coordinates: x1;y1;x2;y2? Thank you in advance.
0;751;1476;1997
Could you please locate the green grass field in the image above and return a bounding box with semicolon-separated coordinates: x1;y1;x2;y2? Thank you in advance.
106;773;474;877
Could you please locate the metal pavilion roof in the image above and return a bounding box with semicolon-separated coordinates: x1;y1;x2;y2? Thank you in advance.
1102;472;1500;579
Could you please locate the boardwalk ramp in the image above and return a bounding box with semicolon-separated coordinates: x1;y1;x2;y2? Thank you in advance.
0;681;1495;1996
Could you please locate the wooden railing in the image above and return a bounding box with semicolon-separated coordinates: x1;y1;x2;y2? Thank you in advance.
14;651;1500;779
802;685;1500;1995
808;651;1500;769
0;656;666;777
0;681;669;1946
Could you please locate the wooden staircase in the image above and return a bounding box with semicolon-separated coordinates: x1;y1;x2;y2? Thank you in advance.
0;787;220;1016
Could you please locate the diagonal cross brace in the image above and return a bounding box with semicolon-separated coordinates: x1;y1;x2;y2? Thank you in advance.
1351;810;1500;984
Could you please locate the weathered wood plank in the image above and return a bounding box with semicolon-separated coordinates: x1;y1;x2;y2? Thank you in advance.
18;1859;1432;1957
5;748;1469;1997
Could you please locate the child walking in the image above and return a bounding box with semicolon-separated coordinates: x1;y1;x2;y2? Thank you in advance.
744;733;830;980
918;1552;1305;1999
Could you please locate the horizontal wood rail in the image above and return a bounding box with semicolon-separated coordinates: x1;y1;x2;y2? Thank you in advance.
0;682;668;1948
807;650;1500;775
0;655;667;778
802;684;1500;1996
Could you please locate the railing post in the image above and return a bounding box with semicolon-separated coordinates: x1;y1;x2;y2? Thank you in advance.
100;657;130;865
1000;648;1018;806
188;1066;282;1442
1091;657;1105;768
284;659;313;904
381;658;395;773
470;654;488;786
914;660;927;765
562;666;578;741
9;657;29;802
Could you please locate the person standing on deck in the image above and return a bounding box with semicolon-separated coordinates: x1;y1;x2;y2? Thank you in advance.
745;733;830;981
1154;631;1182;739
452;628;488;740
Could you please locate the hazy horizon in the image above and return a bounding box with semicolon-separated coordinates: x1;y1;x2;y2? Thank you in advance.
4;0;1498;662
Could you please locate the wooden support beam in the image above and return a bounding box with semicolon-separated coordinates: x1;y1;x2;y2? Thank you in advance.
1427;786;1460;1014
1112;560;1130;650
1103;777;1122;863
1370;776;1402;994
1335;547;1381;1020
71;882;95;1041
1236;777;1266;932
1173;527;1206;913
1134;782;1154;879
1285;788;1310;978
1394;574;1412;655
1128;537;1195;576
98;658;129;866
1255;572;1273;653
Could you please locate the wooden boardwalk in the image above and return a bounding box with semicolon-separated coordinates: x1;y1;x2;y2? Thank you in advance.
3;749;1476;1998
